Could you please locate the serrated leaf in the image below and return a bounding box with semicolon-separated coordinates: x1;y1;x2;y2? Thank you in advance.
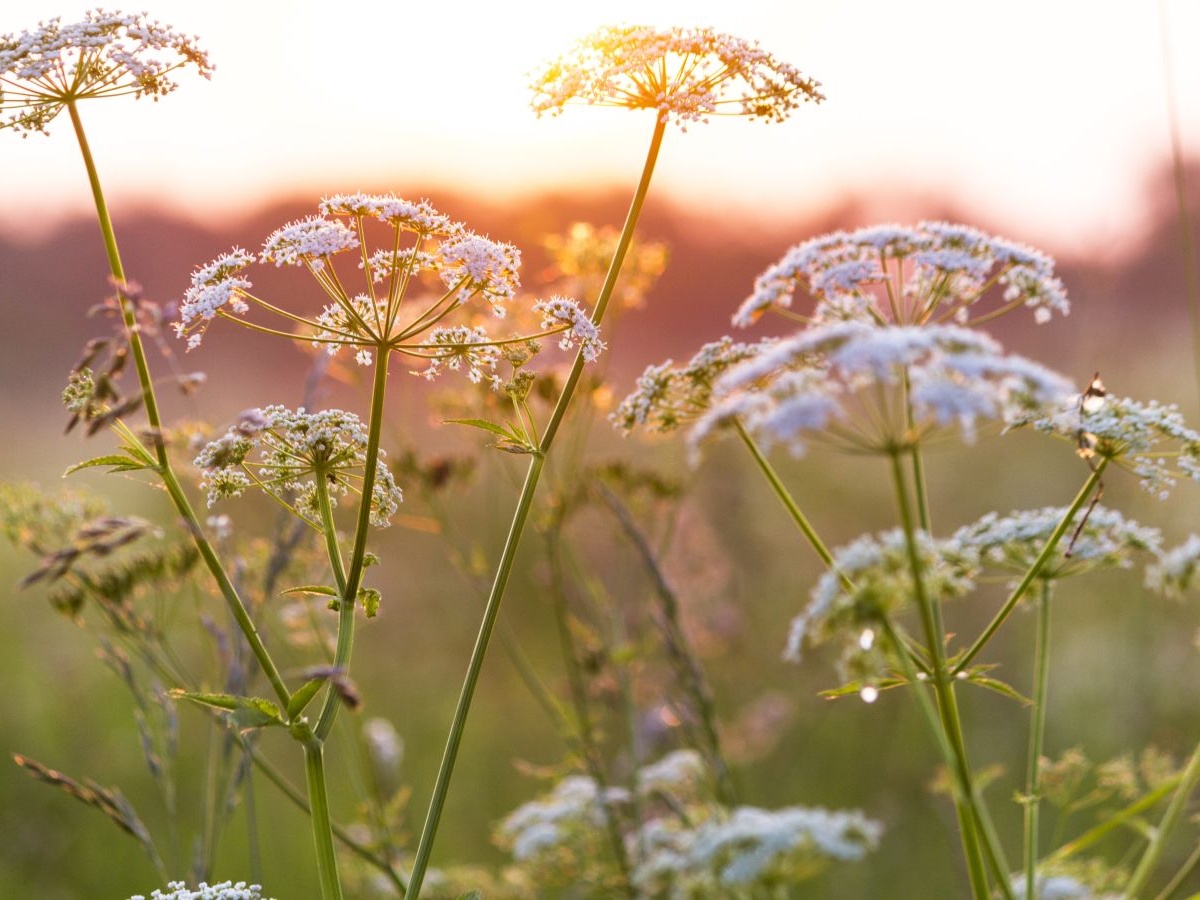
64;454;148;476
287;677;327;720
359;587;380;618
282;584;339;597
170;690;285;731
819;676;906;700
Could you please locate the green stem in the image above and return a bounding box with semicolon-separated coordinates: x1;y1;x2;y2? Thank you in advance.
954;463;1107;673
304;741;344;900
66;99;292;708
314;352;390;742
1024;580;1053;900
1124;736;1200;898
733;419;837;571
405;116;668;899
888;449;1010;899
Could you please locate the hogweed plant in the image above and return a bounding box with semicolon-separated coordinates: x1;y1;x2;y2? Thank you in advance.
8;7;1199;899
616;222;1200;897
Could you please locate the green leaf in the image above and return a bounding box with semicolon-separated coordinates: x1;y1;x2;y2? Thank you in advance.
444;417;518;439
64;454;148;476
359;587;381;618
963;674;1032;706
170;690;285;732
287;677;327;720
281;584;339;597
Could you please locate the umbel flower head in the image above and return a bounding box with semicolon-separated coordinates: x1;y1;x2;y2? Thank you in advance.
194;406;402;529
685;321;1074;459
175;193;601;387
733;221;1070;329
531;25;823;129
1010;388;1200;498
0;9;212;136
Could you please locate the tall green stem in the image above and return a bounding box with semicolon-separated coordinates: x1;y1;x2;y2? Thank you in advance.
405;117;667;899
314;352;390;742
66;100;291;708
1024;581;1052;900
888;449;1010;899
304;740;344;900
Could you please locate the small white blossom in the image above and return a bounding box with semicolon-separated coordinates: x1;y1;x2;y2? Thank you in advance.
194;406;402;528
128;882;272;900
415;325;503;388
533;295;606;361
436;232;521;313
261;216;359;270
174;249;255;349
495;775;630;862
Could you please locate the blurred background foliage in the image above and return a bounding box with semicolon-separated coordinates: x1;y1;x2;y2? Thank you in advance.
1;168;1199;897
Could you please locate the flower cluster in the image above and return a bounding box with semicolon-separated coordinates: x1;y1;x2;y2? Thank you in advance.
1;9;212;135
784;528;978;687
194;406;402;528
175;193;602;386
635;805;883;893
952;506;1163;582
612;336;773;434
733;221;1070;329
686;322;1073;458
1011;391;1200;498
128;883;271;900
494;750;881;895
1146;534;1200;598
531;25;823;128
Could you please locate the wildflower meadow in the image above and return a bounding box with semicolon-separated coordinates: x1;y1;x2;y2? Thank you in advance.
2;7;1200;900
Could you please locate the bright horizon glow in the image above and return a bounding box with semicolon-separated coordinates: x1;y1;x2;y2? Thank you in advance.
1;0;1197;257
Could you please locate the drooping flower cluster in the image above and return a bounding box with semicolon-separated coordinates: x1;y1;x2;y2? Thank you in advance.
1010;391;1200;499
174;193;601;386
194;406;402;528
686;322;1073;458
0;9;212;135
531;26;823;128
733;221;1070;329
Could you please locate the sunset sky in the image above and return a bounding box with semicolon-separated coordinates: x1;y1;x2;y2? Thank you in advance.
1;0;1197;255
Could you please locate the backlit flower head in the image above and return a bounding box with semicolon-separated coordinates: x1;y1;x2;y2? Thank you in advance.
194;406;402;529
733;222;1069;329
1;9;212;136
531;26;823;129
542;222;668;311
612;336;774;434
689;322;1074;459
1011;390;1200;499
174;194;601;384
